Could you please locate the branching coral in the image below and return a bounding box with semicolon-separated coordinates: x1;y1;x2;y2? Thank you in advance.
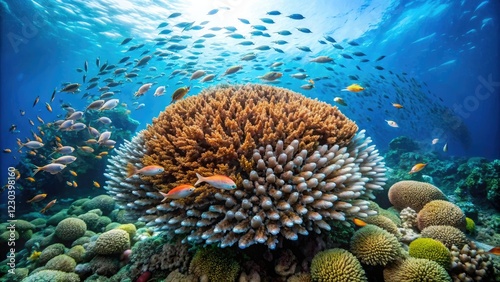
388;180;447;212
105;84;386;249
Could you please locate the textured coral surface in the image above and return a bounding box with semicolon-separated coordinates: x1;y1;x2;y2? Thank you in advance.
105;84;386;249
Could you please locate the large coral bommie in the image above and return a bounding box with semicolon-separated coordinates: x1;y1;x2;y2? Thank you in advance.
104;84;386;249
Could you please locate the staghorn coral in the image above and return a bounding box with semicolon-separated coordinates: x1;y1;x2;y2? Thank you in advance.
383;258;452;282
420;225;469;249
449;241;494;281
388;180;447;212
417;200;466;231
408;238;451;269
104;84;386;249
310;248;367;282
350;225;402;266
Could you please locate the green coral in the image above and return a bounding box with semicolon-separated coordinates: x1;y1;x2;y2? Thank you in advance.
189;246;240;282
94;229;130;255
408;238;451;269
116;223;137;239
21;269;80;282
67;245;86;263
54;218;87;241
38;243;66;265
310;248;367;282
350;225;402;266
455;159;500;208
77;212;100;232
82;195;116;215
383;258;452;282
45;254;76;272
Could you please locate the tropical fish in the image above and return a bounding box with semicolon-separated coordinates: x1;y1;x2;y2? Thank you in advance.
195;173;237;190
134;83;153;97
259;72;282;81
341;84;364;92
33;163;66;175
27;194;47;203
310;56;333;63
28;251;41;261
385;120;399;128
93;181;100;188
78;146;94;153
171;86;190;104
19;141;44;150
190;70;206;80
443;143;448;152
126;163;164;178
353;218;367;227
409;163;427;174
51;155;77;164
287;14;305;20
50;88;56;102
3;149;11;153
334;97;347;106
86;100;105;111
160;184;196;201
432;138;439;145
60;83;80;93
201;74;216;83
487;246;500;256
70;170;77;176
33;96;40;107
392;103;403;109
25;177;36;182
40;199;57;214
153;86;166;97
99;99;119;111
97;117;112;124
49;146;75;156
121;37;133;45
224;65;243;76
301;84;314;90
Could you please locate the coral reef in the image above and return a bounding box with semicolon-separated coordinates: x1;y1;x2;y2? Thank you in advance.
420;225;469;249
45;254;76;272
310;248;367;282
38;243;66;265
363;215;401;238
388;180;447;212
350;225;402;266
408;238;451;269
189;246;240;282
93;229;130;255
21;269;80;282
449;241;494;281
383;258;452;282
416;200;466;231
105;84;386;249
54;218;87;242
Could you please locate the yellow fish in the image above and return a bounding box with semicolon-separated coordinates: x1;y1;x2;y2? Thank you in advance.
93;181;100;188
341;83;364;92
26;177;36;182
69;170;78;177
409;163;427;174
28;251;41;261
392;103;403;109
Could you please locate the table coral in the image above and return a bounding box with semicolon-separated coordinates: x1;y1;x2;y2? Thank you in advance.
105;84;387;249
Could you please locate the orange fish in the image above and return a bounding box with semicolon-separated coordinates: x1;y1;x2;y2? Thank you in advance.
353;218;367;227
126;163;164;178
160;184;196;201
27;194;47;203
409;163;427;174
45;102;52;112
308;79;315;85
93;181;100;188
488;246;500;255
392;103;403;109
55;136;62;142
40;199;56;214
37;116;45;124
69;170;78;177
78;146;94;153
26;177;36;182
72;181;78;188
3;149;11;153
14;170;20;180
66;181;73;186
195;173;237;190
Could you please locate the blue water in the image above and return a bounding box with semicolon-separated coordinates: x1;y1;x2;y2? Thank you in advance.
0;0;498;173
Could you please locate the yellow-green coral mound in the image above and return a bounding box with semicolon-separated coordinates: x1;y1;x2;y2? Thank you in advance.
363;215;401;237
94;229;130;255
465;217;475;233
420;225;469;249
408;238;451;269
417;200;466;231
388;180;447;212
54;218;87;241
189;247;240;282
383;258;452;282
311;248;367;282
350;225;402;266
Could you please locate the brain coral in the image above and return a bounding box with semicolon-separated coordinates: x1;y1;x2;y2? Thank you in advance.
363;215;401;238
310;248;367;282
383;258;452;282
104;84;386;249
94;229;130;255
388;180;447;212
408;238;451;269
54;218;87;242
416;200;466;231
350;225;402;266
45;254;76;272
420;225;469;249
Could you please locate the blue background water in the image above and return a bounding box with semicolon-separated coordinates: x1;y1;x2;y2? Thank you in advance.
1;0;499;178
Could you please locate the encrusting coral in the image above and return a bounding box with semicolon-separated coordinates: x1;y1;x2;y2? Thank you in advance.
350;225;402;266
388;180;447;212
310;248;367;282
105;84;386;249
416;200;466;231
